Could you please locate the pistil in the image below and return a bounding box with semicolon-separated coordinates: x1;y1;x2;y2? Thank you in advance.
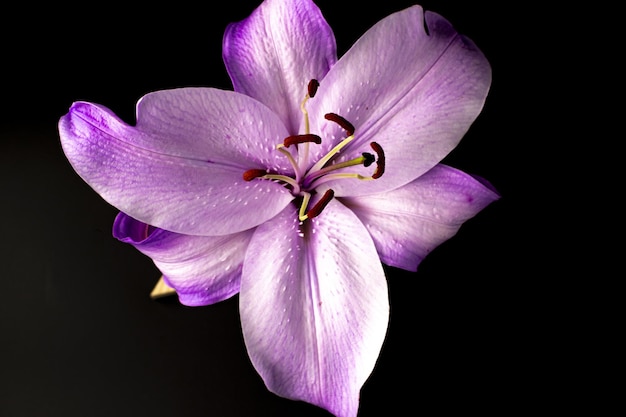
304;152;375;185
242;79;385;221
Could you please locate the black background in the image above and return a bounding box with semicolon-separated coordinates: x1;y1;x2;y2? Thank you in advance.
1;1;558;416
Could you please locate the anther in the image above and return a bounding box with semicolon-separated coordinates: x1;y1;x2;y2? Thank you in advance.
283;134;322;148
324;113;355;137
243;169;267;181
306;189;335;219
308;79;320;98
370;142;385;179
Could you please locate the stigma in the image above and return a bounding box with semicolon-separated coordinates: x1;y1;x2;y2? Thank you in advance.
242;79;385;220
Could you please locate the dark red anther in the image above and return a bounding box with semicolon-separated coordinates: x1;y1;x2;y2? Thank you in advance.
243;169;267;181
283;134;322;148
324;113;355;137
306;189;335;219
308;79;320;98
370;142;385;179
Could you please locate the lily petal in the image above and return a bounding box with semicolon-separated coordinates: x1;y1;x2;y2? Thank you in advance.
307;5;492;196
133;88;295;173
240;202;388;417
113;212;254;306
59;90;295;236
223;0;337;134
341;164;500;271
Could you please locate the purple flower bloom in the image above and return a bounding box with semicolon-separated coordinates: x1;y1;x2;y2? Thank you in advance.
58;1;499;416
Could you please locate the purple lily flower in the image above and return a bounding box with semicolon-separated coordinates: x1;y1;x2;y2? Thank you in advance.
58;0;499;416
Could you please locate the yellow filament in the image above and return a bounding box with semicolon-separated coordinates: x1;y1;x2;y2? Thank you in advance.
308;135;355;174
298;192;311;221
276;144;300;178
325;173;373;181
317;155;368;173
300;95;311;135
300;93;312;168
307;172;374;190
262;174;301;193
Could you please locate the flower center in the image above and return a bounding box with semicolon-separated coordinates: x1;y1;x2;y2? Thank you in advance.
243;79;385;221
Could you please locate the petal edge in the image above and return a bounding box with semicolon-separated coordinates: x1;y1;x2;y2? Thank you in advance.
342;164;500;271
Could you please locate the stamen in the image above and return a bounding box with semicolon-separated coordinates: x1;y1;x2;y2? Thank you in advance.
276;145;302;180
263;174;301;193
325;113;355;137
298;192;311;221
243;168;301;194
300;79;320;167
305;189;334;220
244;95;382;222
307;79;320;98
243;169;267;181
283;134;322;147
370;142;385;179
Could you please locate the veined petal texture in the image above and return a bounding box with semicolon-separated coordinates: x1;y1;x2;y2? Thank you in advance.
59;89;295;236
240;202;389;417
113;212;254;306
307;5;492;196
223;0;337;134
342;164;500;271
